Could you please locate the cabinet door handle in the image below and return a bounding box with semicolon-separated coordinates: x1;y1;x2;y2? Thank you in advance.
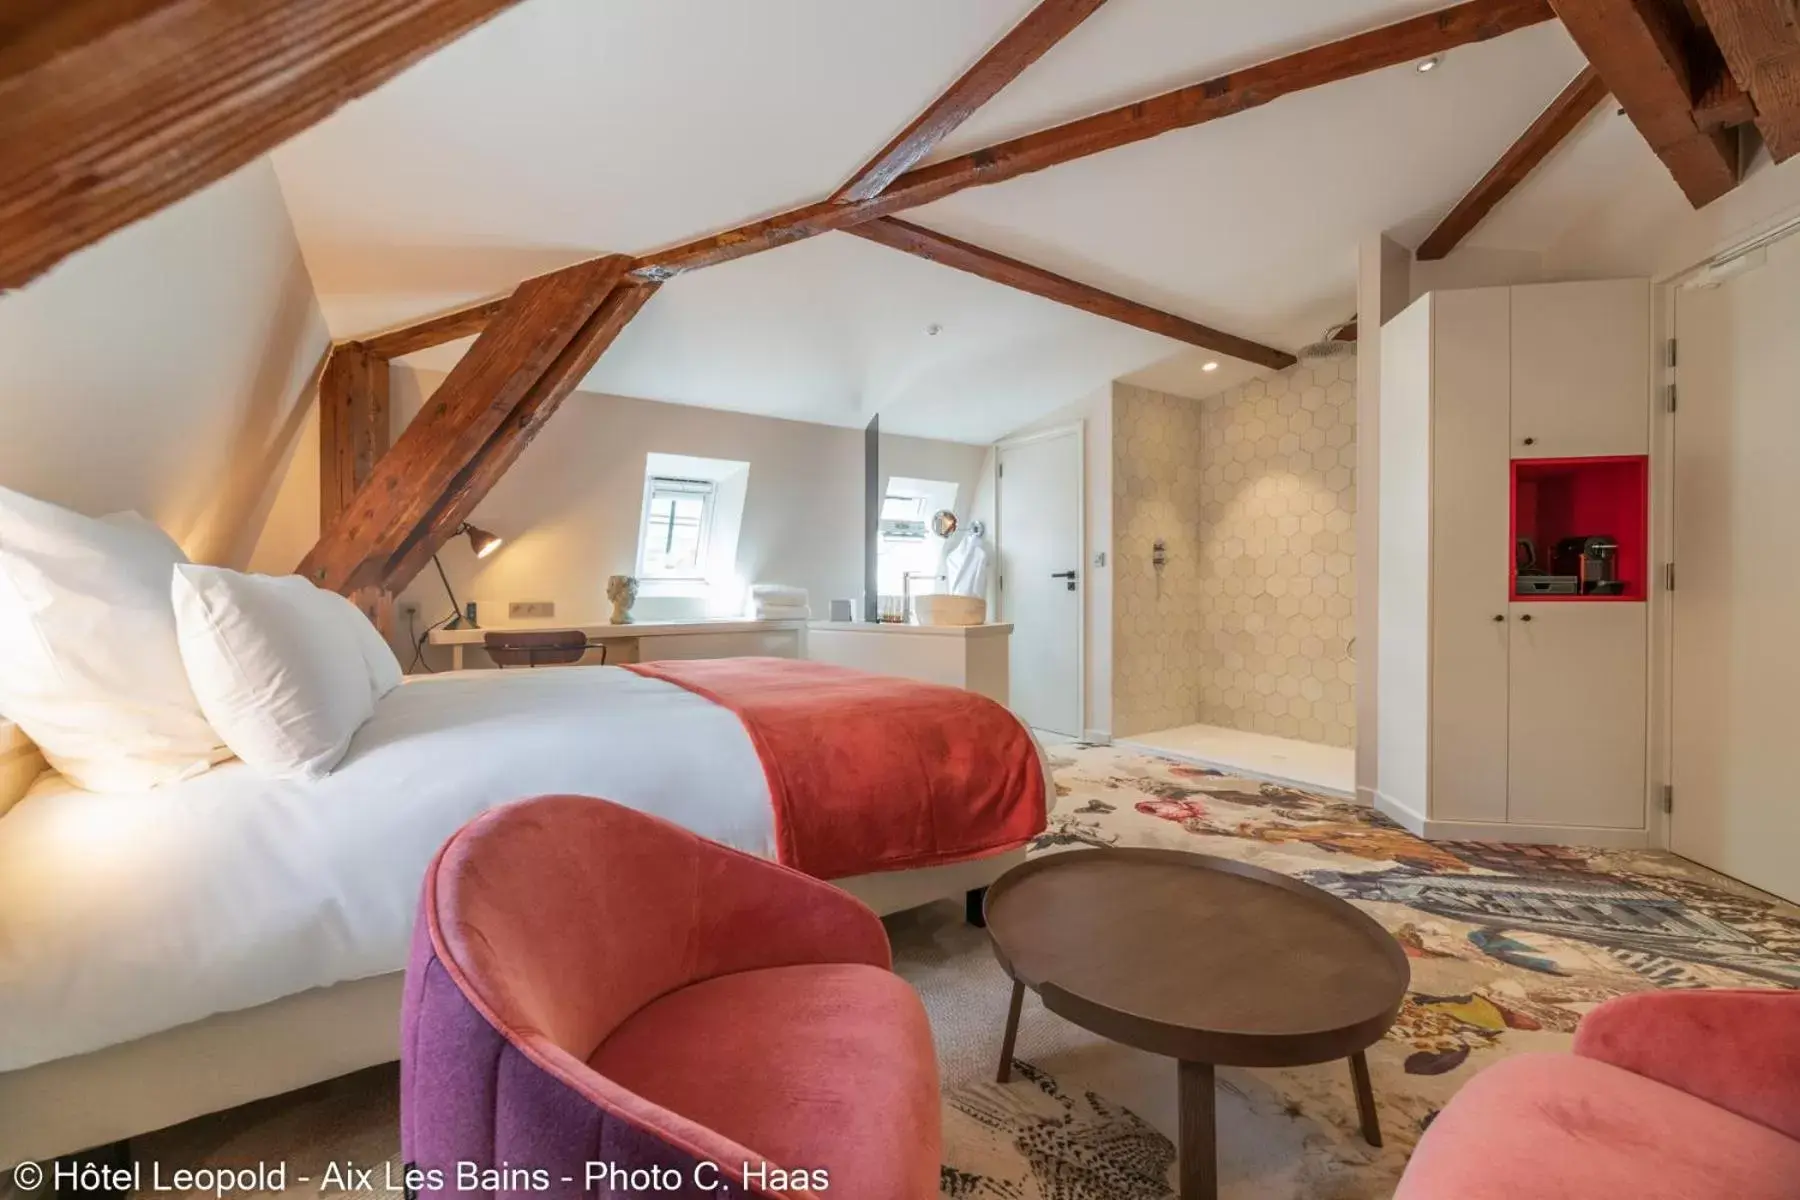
1522;436;1536;446
1518;613;1533;622
1492;614;1505;622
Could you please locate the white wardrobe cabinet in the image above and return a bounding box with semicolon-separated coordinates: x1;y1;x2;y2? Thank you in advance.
1378;280;1652;846
1505;603;1647;830
1511;280;1651;459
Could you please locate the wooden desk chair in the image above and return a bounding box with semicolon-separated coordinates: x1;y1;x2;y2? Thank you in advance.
481;630;600;668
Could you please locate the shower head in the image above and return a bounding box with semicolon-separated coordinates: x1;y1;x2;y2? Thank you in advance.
1297;320;1357;361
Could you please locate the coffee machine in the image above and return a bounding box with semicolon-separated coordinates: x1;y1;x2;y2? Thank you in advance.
1552;535;1623;595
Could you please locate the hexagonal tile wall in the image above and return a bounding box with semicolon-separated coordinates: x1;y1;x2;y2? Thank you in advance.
1112;355;1356;745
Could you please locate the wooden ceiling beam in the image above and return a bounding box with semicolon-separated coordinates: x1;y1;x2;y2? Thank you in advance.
633;0;1556;279
359;296;512;359
318;343;392;532
833;0;1112;202
1692;0;1800;161
297;254;631;595
1692;66;1760;130
318;340;397;632
846;217;1296;370
1549;0;1741;205
382;280;658;592
0;0;524;291
1418;66;1610;260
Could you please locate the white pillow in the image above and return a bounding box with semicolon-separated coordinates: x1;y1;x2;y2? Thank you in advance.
0;487;229;790
171;565;381;780
346;602;404;701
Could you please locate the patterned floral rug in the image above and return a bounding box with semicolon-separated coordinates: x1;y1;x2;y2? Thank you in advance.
936;743;1800;1199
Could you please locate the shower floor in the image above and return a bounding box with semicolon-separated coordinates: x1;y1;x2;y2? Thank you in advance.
1115;723;1354;797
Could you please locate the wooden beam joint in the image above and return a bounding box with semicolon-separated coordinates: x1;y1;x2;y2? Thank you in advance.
1550;0;1740;206
358;295;511;359
1693;0;1800;161
382;280;659;590
1692;68;1759;130
832;0;1111;202
630;0;1557;278
298;255;635;595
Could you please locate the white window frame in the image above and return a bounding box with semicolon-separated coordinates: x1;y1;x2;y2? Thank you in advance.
876;477;958;599
878;492;930;542
636;475;717;582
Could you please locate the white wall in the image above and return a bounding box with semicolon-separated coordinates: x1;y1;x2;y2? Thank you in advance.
391;366;986;668
0;160;329;569
1374;294;1433;822
1353;234;1412;804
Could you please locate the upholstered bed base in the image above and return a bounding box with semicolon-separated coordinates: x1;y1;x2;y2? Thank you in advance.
0;973;405;1168
0;850;1023;1167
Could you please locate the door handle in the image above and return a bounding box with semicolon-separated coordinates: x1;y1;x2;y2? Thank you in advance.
1051;570;1078;591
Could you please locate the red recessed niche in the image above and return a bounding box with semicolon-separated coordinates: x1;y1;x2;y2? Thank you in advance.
1510;455;1649;602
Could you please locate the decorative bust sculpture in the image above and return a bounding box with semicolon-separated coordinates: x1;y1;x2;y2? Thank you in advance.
606;574;638;624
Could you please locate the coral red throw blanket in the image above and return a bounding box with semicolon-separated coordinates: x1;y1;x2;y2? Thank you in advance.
623;657;1047;880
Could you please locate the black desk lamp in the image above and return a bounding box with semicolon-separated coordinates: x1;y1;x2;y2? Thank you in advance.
435;522;504;630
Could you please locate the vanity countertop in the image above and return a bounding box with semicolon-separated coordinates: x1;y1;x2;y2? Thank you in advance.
807;621;1013;638
431;617;807;644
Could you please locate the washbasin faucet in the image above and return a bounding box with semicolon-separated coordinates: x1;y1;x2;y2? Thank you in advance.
903;572;943;624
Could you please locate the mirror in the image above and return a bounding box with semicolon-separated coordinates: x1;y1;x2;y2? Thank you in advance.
930;510;959;538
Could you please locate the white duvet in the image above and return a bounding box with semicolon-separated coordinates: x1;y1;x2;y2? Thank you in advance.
0;667;775;1073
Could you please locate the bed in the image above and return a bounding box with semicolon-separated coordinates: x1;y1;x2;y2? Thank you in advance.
0;664;1048;1166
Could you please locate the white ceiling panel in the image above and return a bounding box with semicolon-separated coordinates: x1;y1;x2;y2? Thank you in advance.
911;21;1587;347
273;0;1032;321
401;229;1194;443
270;1;1632;441
935;0;1456;158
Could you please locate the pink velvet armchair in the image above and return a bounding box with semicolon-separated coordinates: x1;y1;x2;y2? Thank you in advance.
1397;987;1800;1200
401;794;941;1200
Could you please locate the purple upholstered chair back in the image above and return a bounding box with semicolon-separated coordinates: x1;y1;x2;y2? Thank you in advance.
401;794;894;1200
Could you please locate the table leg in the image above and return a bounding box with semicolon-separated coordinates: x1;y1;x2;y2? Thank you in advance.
965;886;989;928
1349;1050;1382;1148
996;980;1024;1084
1178;1060;1218;1200
451;644;464;671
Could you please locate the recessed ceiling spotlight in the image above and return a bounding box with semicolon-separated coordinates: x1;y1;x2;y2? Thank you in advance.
1202;361;1220;372
1416;55;1442;73
925;323;943;337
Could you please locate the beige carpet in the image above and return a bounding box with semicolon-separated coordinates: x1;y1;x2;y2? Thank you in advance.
14;743;1798;1199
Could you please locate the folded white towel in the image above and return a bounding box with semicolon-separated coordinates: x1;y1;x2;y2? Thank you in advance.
753;603;812;619
751;584;808;604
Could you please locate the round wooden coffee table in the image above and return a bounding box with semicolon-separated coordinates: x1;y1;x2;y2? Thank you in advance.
983;847;1410;1200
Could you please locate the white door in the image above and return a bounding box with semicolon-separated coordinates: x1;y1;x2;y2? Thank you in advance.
1511;280;1651;459
1507;602;1647;830
997;427;1083;736
1671;230;1800;903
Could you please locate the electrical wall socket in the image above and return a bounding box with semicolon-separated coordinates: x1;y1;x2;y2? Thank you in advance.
399;602;419;620
509;601;555;620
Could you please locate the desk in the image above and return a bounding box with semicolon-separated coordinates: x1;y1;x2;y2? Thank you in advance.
806;621;1012;705
428;618;806;670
